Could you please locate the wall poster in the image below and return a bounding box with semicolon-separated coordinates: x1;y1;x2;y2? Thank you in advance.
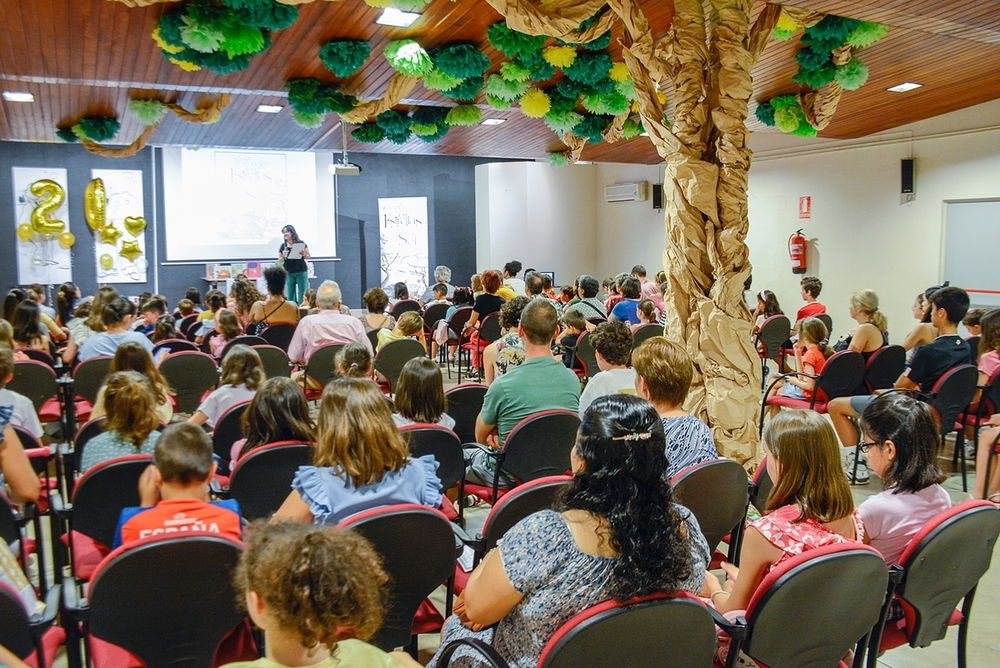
378;197;429;299
11;167;73;285
93;169;147;283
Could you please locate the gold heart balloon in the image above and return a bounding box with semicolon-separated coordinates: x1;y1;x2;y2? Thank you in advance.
124;216;146;237
29;179;66;235
100;224;123;245
119;239;143;263
84;178;107;232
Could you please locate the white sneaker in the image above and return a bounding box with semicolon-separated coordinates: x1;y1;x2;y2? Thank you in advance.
844;450;870;485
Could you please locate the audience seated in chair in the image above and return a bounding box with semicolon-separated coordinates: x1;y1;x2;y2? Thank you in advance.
427;395;709;668
829;286;970;482
631;264;663;309
419;265;456;304
376;311;425;353
78;297;154;361
463;270;506;373
468;300;580;488
274;378;442;525
795;276;826;324
10;300;52;355
972;310;1000;502
0;405;39;504
702;410;862;614
230;275;265;331
482;296;529;386
193;291;226;344
0;346;43;440
114;423;241;548
608;276;643;326
632;299;658;331
392;357;455;430
564;274;607;322
557;309;587;371
764;317;832;419
91;342;173;424
334;342;374;382
900;285;944;360
219;521;420;668
150;314;182;345
578;320;636;417
524;272;562;311
230;377;315;465
134;298;166;336
287;281;371;366
751;289;783;334
80;371;161;473
423;282;451;310
632;337;717;481
209;309;242;359
248;267;300;335
359;287;395;333
834;289;888;358
188;345;263;431
499;260;524;299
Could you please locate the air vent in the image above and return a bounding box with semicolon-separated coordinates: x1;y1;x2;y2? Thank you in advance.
604;181;648;203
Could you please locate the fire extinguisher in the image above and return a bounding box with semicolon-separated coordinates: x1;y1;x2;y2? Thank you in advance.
788;229;807;275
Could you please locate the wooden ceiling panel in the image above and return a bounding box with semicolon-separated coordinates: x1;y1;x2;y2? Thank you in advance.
0;0;997;163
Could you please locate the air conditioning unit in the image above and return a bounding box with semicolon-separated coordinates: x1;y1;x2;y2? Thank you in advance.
604;181;648;203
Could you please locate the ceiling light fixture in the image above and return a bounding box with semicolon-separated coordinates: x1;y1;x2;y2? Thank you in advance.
886;82;922;93
256;104;283;114
2;91;34;103
376;8;420;28
480;118;505;126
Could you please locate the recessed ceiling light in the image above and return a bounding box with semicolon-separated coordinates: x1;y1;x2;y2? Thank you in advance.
887;82;922;93
2;91;34;103
376;8;420;27
481;118;505;126
256;104;283;114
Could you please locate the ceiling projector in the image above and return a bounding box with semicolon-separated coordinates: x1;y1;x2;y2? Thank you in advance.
329;162;361;176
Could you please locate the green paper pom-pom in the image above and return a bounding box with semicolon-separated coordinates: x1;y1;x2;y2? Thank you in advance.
383;130;412;145
771;26;797;42
770;95;799;110
413;106;448;126
845;22;889;49
319;39;371;78
547;152;570;168
384;40;433;77
563;52;613;86
410;123;439;137
375;109;412;136
56;127;78;143
547;88;578;115
128;99;168;125
599;91;629;115
352;123;385;143
484;74;528;102
444;105;482;126
755;101;776;127
179;15;225;54
804;15;860;42
581;31;612;51
544;110;584;134
792;119;818;137
615;78;636;101
323;89;358;114
773;105;804;133
573;114;612;144
291;109;326;129
225;0;299;30
192;50;255;75
834;58;869;90
157;10;188;49
515;52;556;82
219;23;266;58
440;76;483;102
795;46;831;71
580;92;604;114
487;22;546;58
78;116;121;142
416;124;450;143
620;117;643;140
285;79;328;116
432;43;491;80
486;94;514;110
801;33;847;54
500;61;531;83
792;63;837;89
422;68;463;92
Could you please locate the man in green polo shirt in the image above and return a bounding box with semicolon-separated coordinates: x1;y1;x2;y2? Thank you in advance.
467;299;581;486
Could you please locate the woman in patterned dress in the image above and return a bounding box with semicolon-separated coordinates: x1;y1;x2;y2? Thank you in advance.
427;394;709;668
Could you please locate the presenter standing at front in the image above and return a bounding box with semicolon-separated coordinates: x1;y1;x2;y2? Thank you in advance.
278;225;311;303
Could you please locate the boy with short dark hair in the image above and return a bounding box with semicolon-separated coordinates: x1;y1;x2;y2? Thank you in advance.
135;298;167;335
0;346;43;439
113;423;241;547
424;283;450;308
796;276;826;322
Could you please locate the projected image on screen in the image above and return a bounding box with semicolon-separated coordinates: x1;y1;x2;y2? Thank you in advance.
162;148;336;261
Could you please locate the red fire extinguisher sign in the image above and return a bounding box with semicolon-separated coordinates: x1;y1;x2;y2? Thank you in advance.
799;196;811;219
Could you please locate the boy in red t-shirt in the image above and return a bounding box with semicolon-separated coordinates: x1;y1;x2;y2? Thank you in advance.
795;276;826;323
113;423;242;548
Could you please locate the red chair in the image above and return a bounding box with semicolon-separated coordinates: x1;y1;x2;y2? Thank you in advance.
390;299;422;318
375;338;427;393
67;533;253;668
423;302;450;338
178;314;200;340
299;343;344;400
755;314;791;389
465;410;580;504
151;338;198;357
715;543;888;668
211;400;252;469
760;349;865;436
630;323;661;349
443;306;473;380
16;348;57;369
573;331;599;379
227;441;313;521
670;459;749;567
444;383;488;445
0;581;64;668
71;356;113;406
219;335;267;360
866;500;1000;668
8;360;59;424
251;343;291;378
399;424;465;521
460;311;502;382
436;592;719;668
749;456;774;515
259;323;297;351
339;504;457;656
955;367;1000;490
863;345;905;392
159;351;220;413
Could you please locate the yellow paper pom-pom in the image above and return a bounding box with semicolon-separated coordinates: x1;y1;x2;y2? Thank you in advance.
519;88;551;118
153;28;186;55
656;90;666;106
542;45;577;69
609;62;630;83
168;58;202;72
775;13;800;33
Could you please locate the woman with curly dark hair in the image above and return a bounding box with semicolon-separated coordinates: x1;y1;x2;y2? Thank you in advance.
482;295;530;385
230;275;264;331
428;394;709;668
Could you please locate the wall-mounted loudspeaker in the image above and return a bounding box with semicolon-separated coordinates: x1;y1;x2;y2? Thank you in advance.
901;158;914;194
652;183;663;209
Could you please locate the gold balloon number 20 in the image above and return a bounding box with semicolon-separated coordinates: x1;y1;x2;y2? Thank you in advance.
17;179;76;249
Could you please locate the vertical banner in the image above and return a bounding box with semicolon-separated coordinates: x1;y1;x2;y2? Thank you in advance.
11;167;73;285
378;197;429;298
93;169;147;283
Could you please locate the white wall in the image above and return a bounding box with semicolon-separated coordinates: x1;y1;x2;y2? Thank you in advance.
593;162;664;280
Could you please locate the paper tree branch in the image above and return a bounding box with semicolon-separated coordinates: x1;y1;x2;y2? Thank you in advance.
341;73;420;124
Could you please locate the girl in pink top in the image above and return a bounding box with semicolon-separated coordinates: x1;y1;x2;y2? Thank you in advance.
764;317;833;419
703;410;861;613
972;310;1000;502
856;394;951;565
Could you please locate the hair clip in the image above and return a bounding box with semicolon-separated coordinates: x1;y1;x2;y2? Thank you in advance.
612;432;652;442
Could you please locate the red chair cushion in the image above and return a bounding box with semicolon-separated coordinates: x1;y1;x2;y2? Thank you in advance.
464;482;513;505
89;637;146;668
765;395;828;413
438;496;459;521
38;398;92;423
60;530;112;581
878;602;963;652
24;625;67;668
411;598;444;635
